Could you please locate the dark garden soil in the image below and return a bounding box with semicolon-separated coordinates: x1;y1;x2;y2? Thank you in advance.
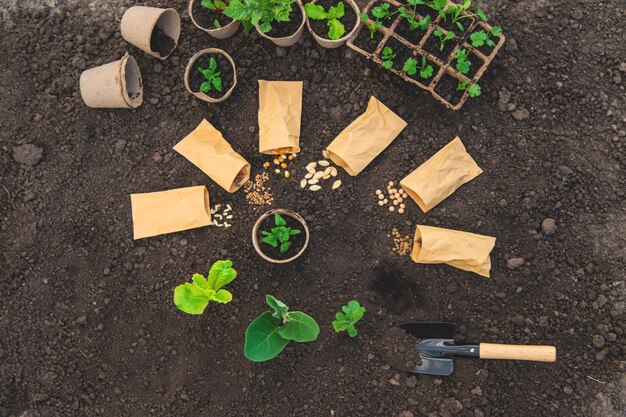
1;1;625;417
256;213;307;261
267;5;304;38
150;27;177;58
188;53;234;99
308;0;358;40
191;1;234;30
423;31;457;63
434;72;465;106
437;16;475;40
395;18;428;47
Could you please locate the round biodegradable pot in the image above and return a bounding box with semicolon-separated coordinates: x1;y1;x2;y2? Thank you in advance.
189;0;240;39
184;48;237;103
252;209;310;264
255;0;306;47
306;0;361;49
79;53;143;109
120;6;181;60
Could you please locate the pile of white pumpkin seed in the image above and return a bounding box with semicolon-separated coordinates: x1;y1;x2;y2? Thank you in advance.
300;151;342;191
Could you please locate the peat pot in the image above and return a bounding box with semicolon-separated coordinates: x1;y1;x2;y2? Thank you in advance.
121;6;181;60
256;0;306;47
184;48;238;104
188;0;240;39
79;53;143;109
252;209;310;264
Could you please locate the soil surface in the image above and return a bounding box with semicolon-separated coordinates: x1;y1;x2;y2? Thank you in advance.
267;4;304;38
191;0;234;30
188;53;235;99
1;1;625;417
150;27;177;58
307;0;358;40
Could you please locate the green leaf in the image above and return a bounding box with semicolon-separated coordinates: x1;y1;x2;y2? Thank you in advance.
457;79;469;91
200;81;212;93
383;61;393;69
207;260;237;290
433;0;447;11
192;273;209;289
372;4;389;19
470;30;487;47
289;228;301;235
486;39;495;47
209;57;217;71
327;2;345;20
468;83;481;97
279;311;320;342
244;312;289;362
214;19;222;28
347;325;358;337
201;0;216;10
280;241;291;253
445;31;455;40
262;235;278;247
382;46;393;56
332;300;365;337
266;295;289;319
173;283;212;314
476;7;488;22
327;19;345;40
433;28;442;38
259;20;272;33
274;212;287;226
212;76;223;93
491;25;502;36
272;226;291;243
456;21;464;31
212;289;233;303
420;64;433;79
261;231;272;236
403;57;418;76
305;3;327;20
360;12;369;22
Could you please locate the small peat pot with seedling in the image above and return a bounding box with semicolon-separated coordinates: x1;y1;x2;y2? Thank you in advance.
184;48;237;104
305;0;361;48
120;6;181;60
252;210;309;263
173;260;237;314
189;0;240;38
396;1;432;46
244;295;320;362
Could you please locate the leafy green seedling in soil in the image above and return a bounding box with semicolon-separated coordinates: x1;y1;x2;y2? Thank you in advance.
261;212;301;254
398;6;431;31
197;57;223;94
305;1;346;40
415;0;448;19
470;25;502;48
433;28;455;51
457;79;481;97
403;56;434;79
173;260;237;314
225;0;295;33
381;46;396;69
244;295;320;362
201;0;228;28
454;48;471;74
444;0;488;31
360;13;383;39
332;300;366;337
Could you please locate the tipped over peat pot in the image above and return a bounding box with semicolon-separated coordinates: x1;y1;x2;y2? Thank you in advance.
189;0;240;39
306;0;361;48
120;6;181;60
256;0;307;47
252;209;310;264
184;48;238;103
79;53;143;109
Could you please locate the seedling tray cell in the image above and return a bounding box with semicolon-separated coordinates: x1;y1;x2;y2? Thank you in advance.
348;0;505;110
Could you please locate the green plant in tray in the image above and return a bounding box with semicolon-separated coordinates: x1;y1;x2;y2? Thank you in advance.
261;212;301;254
305;1;346;40
381;46;396;69
457;79;481;97
433;28;455;51
332;300;366;337
398;6;431;32
173;260;237;314
454;48;471;74
403;56;434;79
225;0;295;33
201;0;228;28
244;295;320;362
470;25;502;48
197;57;223;94
444;0;488;31
360;2;396;40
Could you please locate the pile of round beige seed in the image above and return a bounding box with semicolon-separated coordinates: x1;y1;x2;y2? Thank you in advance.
300;152;342;191
244;172;274;206
376;181;408;214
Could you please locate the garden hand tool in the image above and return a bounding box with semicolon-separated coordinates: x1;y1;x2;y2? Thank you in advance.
396;322;557;376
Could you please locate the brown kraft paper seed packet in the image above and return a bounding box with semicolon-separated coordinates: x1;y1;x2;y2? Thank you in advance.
174;119;251;193
411;225;496;278
131;186;212;239
258;80;303;154
326;96;407;176
400;136;483;213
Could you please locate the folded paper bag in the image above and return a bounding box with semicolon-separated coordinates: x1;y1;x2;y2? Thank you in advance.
174;120;251;193
400;137;483;213
258;80;303;155
131;186;212;239
326;96;407;176
411;225;496;277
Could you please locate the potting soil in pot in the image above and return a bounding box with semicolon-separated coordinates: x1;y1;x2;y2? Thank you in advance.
256;214;306;261
188;53;235;100
192;1;234;29
150;27;177;57
266;5;303;38
308;0;357;40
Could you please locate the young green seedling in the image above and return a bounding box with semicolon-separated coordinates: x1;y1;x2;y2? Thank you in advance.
371;2;394;20
225;0;295;33
444;0;488;31
197;57;223;94
381;46;396;69
305;1;346;40
261;212;301;254
457;79;481;97
398;7;431;31
470;25;502;48
201;0;228;28
418;0;448;19
403;56;434;79
244;295;320;362
454;48;471;74
433;28;455;51
332;300;366;337
360;13;383;39
173;260;237;314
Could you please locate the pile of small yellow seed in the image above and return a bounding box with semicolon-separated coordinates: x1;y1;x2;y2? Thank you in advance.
244;172;274;206
389;228;412;256
263;152;296;179
376;181;408;214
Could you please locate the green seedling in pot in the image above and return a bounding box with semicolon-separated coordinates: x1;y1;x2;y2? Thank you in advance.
332;300;366;337
457;79;481;97
433;28;455;51
444;0;488;31
454;48;471;74
381;46;396;69
305;1;346;40
225;0;295;33
415;0;447;19
201;0;228;28
398;7;431;31
261;212;301;253
403;56;434;79
244;295;320;362
470;25;502;48
360;13;383;39
197;57;223;93
371;2;395;21
173;260;237;314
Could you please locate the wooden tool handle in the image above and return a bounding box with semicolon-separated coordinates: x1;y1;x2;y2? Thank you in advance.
479;343;557;362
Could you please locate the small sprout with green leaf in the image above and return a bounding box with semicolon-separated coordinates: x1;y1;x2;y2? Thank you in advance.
197;57;223;94
305;1;346;40
470;25;502;48
173;260;237;314
444;0;487;31
360;12;383;39
371;2;394;20
398;7;431;31
433;28;455;51
381;46;396;69
457;79;481;97
403;56;434;79
244;295;320;362
454;48;471;74
332;300;366;337
261;212;301;253
201;0;228;28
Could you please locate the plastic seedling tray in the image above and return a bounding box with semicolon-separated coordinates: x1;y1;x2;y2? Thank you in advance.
347;0;505;110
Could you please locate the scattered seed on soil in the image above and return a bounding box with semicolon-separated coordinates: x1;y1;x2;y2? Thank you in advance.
389;228;412;256
318;160;330;166
332;180;342;189
210;204;235;228
308;179;319;185
305;173;313;179
310;185;321;191
244;172;273;206
284;171;290;178
322;149;329;158
389;206;395;212
300;179;307;188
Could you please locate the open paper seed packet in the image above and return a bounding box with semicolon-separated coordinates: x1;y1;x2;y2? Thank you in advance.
258;80;303;155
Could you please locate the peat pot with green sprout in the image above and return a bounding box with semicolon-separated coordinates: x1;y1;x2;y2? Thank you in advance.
189;0;241;39
184;48;237;104
252;209;310;263
304;0;361;48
